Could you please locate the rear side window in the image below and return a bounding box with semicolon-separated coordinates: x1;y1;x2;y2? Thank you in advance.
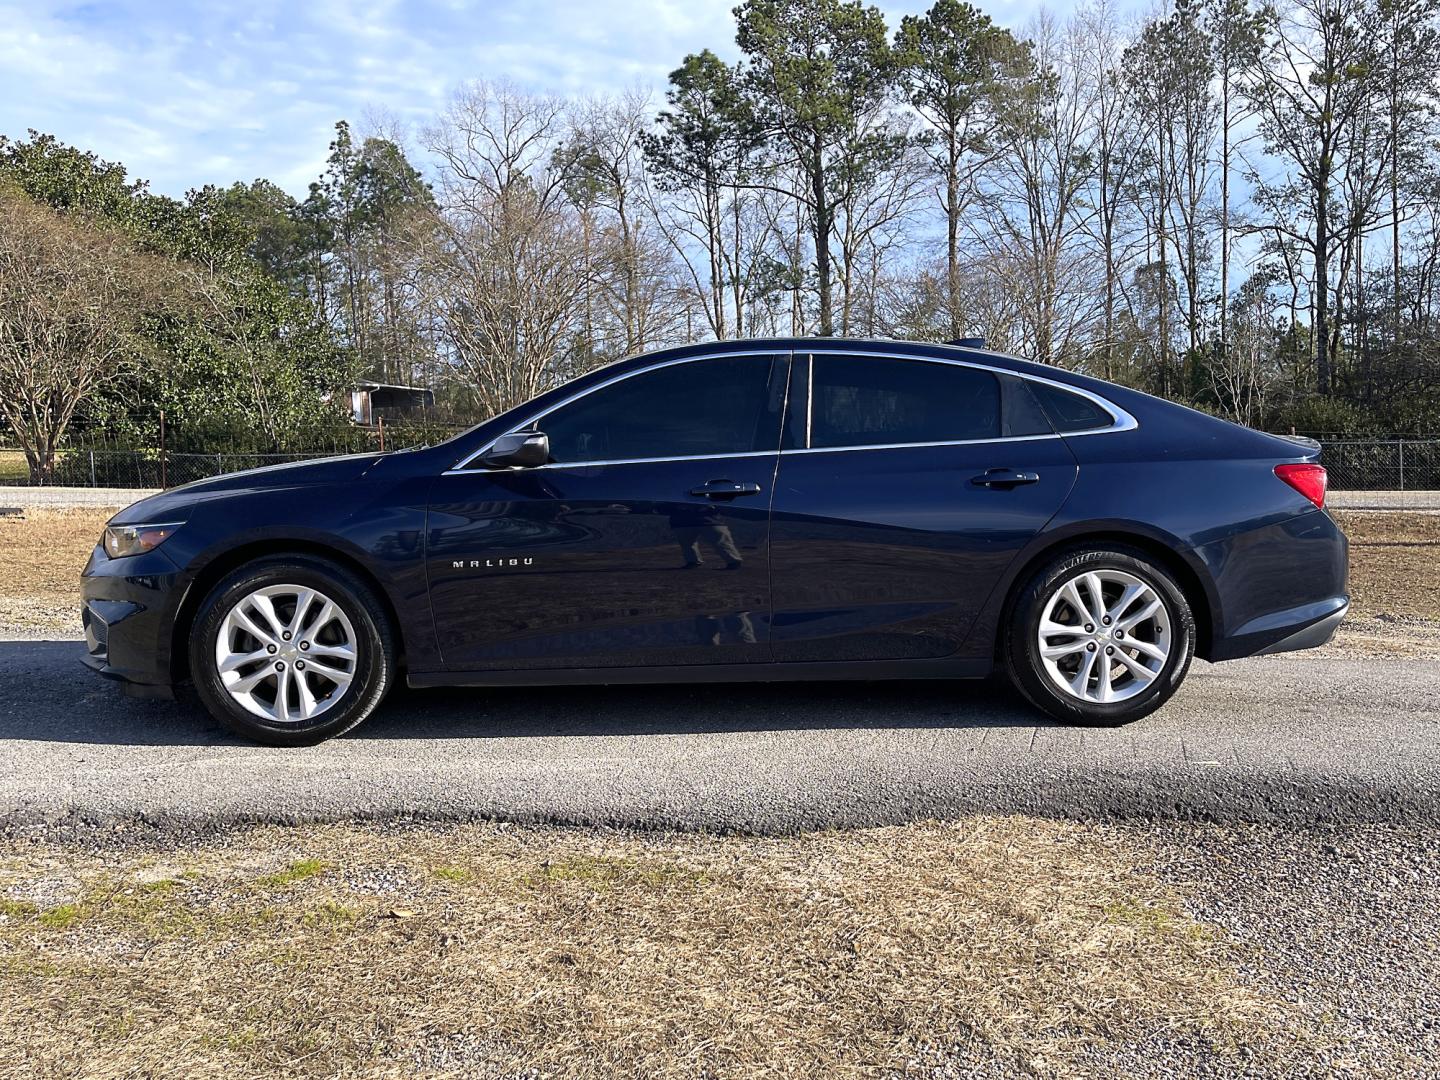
541;355;779;464
806;355;1000;448
1028;382;1116;432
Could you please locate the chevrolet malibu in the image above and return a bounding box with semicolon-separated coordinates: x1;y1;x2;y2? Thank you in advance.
81;339;1348;745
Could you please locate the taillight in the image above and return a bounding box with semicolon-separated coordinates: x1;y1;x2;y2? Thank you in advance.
1275;463;1327;509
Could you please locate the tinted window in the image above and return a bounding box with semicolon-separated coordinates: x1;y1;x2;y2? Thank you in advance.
808;355;1000;448
1029;382;1116;432
541;355;778;464
1001;376;1054;437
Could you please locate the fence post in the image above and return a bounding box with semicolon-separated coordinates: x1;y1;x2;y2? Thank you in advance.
89;450;96;488
159;410;168;490
1399;439;1405;492
378;416;386;453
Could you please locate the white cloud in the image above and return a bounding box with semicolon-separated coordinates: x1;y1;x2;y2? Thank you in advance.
0;0;1049;197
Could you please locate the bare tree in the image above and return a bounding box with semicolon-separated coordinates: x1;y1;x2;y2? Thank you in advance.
561;91;689;359
0;187;171;482
1245;0;1386;395
423;81;588;415
977;12;1099;365
1076;0;1144;379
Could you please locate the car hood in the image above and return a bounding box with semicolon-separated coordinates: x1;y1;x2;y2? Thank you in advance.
108;453;388;525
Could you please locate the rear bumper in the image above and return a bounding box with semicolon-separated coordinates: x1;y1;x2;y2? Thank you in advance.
1252;600;1348;656
1213;595;1349;660
1196;508;1349;662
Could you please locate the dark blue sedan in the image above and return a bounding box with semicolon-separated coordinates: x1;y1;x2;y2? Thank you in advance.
80;339;1348;745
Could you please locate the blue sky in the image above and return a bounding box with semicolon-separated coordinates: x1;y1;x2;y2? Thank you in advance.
0;0;1042;198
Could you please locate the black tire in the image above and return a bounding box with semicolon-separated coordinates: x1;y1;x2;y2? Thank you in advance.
1003;546;1195;726
188;556;396;746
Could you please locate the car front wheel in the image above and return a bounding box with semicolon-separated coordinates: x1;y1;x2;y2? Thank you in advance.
1004;547;1195;726
189;556;395;746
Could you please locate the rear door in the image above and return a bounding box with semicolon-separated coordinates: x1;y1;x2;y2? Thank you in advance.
768;351;1078;662
426;352;788;671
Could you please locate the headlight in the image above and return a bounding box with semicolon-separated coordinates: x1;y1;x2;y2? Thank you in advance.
103;522;182;559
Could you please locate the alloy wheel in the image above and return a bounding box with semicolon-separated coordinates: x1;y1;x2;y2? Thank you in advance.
1035;568;1172;704
214;584;358;723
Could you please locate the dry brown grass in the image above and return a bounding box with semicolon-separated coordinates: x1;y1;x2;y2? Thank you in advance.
1333;511;1440;621
3;506;1433;638
0;507;119;636
0;819;1306;1079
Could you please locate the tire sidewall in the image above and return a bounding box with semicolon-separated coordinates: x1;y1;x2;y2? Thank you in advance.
1007;547;1195;726
189;557;392;746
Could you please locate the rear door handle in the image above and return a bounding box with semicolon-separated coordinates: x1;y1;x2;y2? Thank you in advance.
971;468;1040;489
690;479;763;499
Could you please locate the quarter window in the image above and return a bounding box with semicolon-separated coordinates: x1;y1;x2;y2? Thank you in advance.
807;355;1001;448
539;355;779;464
1028;382;1116;433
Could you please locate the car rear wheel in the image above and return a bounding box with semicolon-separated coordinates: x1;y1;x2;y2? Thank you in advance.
189;557;395;746
1004;547;1195;726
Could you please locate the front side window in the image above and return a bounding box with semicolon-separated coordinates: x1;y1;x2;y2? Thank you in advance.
806;355;1001;448
538;354;780;465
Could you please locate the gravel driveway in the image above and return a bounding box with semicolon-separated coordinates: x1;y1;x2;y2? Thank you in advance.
3;636;1437;833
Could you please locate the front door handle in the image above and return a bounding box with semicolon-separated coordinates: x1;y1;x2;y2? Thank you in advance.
690;479;763;499
971;468;1040;489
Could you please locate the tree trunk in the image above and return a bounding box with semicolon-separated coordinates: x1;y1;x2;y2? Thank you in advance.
946;132;961;339
811;139;834;337
1315;171;1332;396
1220;77;1230;358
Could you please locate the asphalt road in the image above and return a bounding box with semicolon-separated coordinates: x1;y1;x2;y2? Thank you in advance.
1;637;1437;834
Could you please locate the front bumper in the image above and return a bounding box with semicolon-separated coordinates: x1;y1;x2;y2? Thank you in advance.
79;542;186;693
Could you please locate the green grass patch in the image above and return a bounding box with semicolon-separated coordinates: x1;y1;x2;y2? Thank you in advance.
256;859;329;888
37;904;81;929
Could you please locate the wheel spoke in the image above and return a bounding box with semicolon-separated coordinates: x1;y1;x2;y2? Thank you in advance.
304;657;354;687
219;648;270;674
1126;637;1167;661
310;600;339;635
1096;656;1114;702
305;641;355;662
275;665;295;721
289;588;317;634
249;593;285;639
1119;598;1161;631
1068;648;1097;696
1081;573;1107;624
1042;639;1089;660
1060;581;1090;624
1106;583;1145;623
229;666;275;695
294;672;319;719
230;607;277;647
1114;649;1158;683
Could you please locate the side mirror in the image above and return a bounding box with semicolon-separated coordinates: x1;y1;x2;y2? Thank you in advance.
483;430;549;469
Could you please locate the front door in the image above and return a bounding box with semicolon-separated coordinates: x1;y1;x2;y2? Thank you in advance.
426;352;787;671
768;352;1078;662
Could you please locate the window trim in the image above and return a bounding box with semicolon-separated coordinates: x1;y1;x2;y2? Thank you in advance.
445;347;1136;474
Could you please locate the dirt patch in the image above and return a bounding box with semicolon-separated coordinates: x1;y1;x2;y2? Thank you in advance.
0;507;117;637
1332;511;1440;621
0;819;1308;1079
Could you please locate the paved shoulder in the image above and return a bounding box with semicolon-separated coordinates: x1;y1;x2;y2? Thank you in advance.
0;640;1436;834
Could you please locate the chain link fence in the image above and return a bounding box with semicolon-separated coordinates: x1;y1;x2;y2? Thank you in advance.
1317;440;1440;490
4;436;1439;508
0;421;472;490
